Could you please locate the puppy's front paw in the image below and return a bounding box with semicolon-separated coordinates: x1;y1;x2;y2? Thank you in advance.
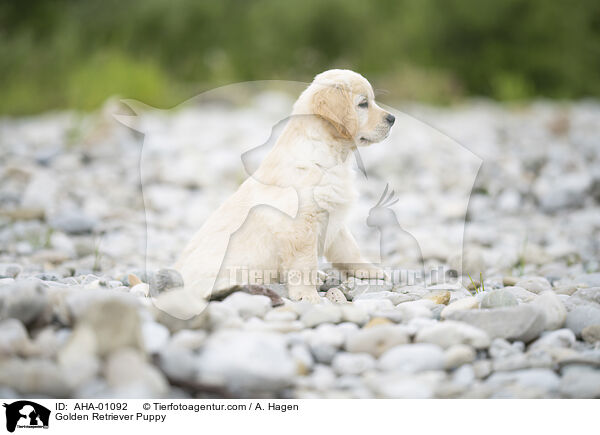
289;286;321;303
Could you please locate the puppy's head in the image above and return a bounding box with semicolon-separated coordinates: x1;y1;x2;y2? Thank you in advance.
295;69;394;146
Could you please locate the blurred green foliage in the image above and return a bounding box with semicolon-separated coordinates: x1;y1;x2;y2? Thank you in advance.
1;0;599;114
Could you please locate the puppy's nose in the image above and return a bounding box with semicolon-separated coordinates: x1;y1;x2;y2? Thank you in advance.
385;113;395;125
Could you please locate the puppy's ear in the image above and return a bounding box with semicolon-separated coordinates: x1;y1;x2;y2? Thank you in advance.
312;85;358;139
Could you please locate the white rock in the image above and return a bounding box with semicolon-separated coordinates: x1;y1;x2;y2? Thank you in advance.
325;287;347;304
169;329;207;350
345;325;410;357
515;277;552;294
502;286;538;302
489;338;524;359
440;296;480;319
156;344;197;383
486;368;560;393
206;302;243;329
452;364;476;387
444;344;476;369
378;343;445;373
531;291;567;330
366;371;443;398
141;321;170;353
352;298;395;313
296;364;336;391
529;329;575;351
300;304;342;327
289;343;314;374
0;319;30;356
565;305;600;336
306;323;345;363
331;352;376;375
339;305;369;325
396;300;434;320
196;330;295;392
130;283;150;297
264;308;298;322
415;320;490;349
106;348;168;397
0;358;70;397
221;292;271;319
559;365;600;398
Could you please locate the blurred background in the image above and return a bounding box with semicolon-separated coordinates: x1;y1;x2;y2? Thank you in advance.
1;0;600;400
2;0;600;115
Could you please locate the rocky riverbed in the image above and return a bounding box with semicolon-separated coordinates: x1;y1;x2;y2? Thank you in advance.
1;91;599;398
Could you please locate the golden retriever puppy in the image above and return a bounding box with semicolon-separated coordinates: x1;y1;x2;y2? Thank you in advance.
174;69;395;308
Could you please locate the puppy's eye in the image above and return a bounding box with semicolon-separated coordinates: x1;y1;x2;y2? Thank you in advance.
358;101;368;108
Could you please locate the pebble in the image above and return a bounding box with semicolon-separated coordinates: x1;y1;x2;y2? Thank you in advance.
0;264;22;279
331;352;376;375
365;372;440;399
1;279;49;326
325;287;347;304
339;304;369;325
480;289;518;308
345;324;410;357
221;292;271;319
78;299;143;356
532;291;567;330
0;358;70;397
570;287;600;305
352;298;395;314
515;277;552;294
396;300;434;320
490;337;524;357
444;344;476;369
149;268;184;295
169;329;207;350
581;325;600;343
440;296;479;319
472;359;493;379
141;321;170;354
423;290;451;305
502;286;538;303
300;304;342;327
529;329;576;351
106;348;168;397
49;211;97;235
130;283;150;297
486;368;560;394
559;365;600;398
196;330;295;393
445;304;546;342
156;344;198;383
575;273;600;288
415;320;490;349
0;319;30;356
264;308;298;322
378;343;445;373
290;343;314;375
565;305;600;336
354;291;413;305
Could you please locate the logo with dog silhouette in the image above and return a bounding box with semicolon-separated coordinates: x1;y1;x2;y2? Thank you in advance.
3;401;50;432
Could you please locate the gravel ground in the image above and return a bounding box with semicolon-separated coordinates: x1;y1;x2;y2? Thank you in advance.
1;89;599;398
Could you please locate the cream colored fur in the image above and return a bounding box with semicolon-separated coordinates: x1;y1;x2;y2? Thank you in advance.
171;69;394;313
